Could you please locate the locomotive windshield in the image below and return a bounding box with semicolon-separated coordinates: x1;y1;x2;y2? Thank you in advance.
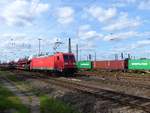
64;55;75;62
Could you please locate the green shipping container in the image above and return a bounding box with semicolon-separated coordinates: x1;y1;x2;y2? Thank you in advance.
128;59;150;70
77;61;92;69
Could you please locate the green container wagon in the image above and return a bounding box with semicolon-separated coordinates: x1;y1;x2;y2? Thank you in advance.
76;61;92;69
128;59;150;70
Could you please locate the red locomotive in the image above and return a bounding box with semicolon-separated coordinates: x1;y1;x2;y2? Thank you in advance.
16;52;76;75
30;52;76;74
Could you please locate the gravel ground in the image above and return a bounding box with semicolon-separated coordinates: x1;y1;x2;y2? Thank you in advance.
73;76;150;99
1;70;149;113
26;78;148;113
81;71;150;86
0;77;40;113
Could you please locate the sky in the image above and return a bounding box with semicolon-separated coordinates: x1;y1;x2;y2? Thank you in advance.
0;0;150;62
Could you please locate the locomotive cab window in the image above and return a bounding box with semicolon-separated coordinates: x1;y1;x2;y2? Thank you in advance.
64;55;69;62
69;55;75;61
64;55;75;62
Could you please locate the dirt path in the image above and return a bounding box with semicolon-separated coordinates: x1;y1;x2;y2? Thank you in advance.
0;77;40;113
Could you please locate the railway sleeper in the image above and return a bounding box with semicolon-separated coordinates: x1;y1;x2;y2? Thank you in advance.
141;102;150;106
47;78;150;112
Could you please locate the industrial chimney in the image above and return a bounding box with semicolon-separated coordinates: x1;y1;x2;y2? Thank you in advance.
68;38;72;53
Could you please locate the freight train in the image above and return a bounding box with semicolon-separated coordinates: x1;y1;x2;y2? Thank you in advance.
1;54;150;75
0;52;77;75
76;59;150;71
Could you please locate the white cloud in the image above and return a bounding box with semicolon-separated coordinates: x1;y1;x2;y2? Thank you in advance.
79;30;101;40
110;39;150;53
1;0;49;26
102;13;141;31
104;31;150;41
118;0;137;3
112;3;127;8
136;31;150;37
78;25;149;42
115;0;150;10
138;0;150;10
126;39;150;51
0;33;54;54
86;6;117;22
78;25;103;40
78;24;149;42
104;31;137;41
79;24;91;31
105;31;150;52
113;0;137;7
55;6;74;24
116;0;137;5
137;40;150;45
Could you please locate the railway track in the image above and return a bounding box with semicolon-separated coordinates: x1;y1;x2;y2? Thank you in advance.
6;70;150;91
76;73;150;86
9;70;150;91
2;70;150;112
79;72;150;81
42;77;150;113
79;76;150;90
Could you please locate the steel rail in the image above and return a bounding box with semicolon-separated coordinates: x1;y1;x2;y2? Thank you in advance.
44;78;150;113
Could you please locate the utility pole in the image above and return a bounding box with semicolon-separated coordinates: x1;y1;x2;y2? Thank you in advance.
10;38;15;48
121;53;124;59
115;54;118;60
89;54;92;61
38;38;42;56
128;54;131;59
94;52;96;61
11;38;13;47
76;44;78;62
79;49;82;61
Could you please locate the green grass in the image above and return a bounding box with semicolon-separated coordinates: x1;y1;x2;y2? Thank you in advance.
0;70;81;113
0;84;30;113
0;70;13;76
40;96;80;113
